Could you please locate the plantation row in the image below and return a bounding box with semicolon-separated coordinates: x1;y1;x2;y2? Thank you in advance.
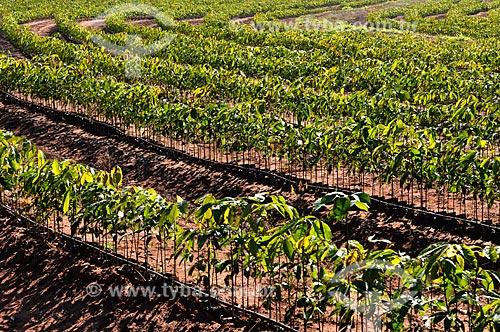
2;14;500;222
1;130;499;331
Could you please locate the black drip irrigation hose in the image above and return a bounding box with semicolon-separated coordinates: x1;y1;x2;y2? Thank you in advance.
0;203;300;332
1;90;499;240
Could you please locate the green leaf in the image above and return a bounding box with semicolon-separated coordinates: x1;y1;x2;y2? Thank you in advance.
283;238;295;261
80;171;93;185
52;160;61;175
354;201;369;211
356;192;371;204
110;167;123;187
0;176;13;191
320;221;332;241
333;196;351;221
459;244;478;267
37;150;46;168
484;246;499;263
63;190;71;214
248;238;259;257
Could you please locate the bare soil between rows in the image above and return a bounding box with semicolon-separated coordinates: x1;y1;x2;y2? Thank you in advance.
0;211;271;332
0;33;25;59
